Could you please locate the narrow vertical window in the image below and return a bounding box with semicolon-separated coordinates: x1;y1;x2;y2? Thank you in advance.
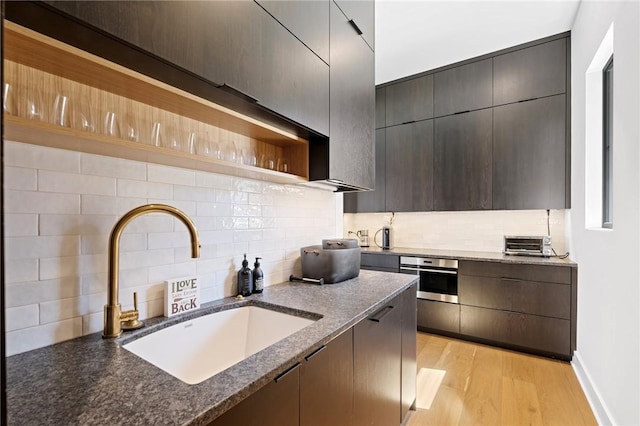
602;55;613;228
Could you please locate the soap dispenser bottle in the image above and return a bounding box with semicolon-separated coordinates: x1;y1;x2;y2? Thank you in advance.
237;254;253;296
252;257;264;293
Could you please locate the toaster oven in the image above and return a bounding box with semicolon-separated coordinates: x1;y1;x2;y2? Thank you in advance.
504;235;552;257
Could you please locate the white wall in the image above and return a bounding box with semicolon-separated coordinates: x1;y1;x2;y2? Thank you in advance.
344;210;567;253
569;1;640;425
3;141;341;356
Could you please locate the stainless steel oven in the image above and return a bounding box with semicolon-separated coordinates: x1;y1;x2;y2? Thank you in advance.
399;256;458;303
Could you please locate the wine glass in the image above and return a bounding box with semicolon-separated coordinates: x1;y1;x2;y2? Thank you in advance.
25;86;45;121
121;112;139;142
103;111;120;138
73;96;96;133
51;93;70;127
150;121;163;147
3;83;18;116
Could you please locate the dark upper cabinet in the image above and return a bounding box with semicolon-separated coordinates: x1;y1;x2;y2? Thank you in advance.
333;0;374;50
211;364;300;426
343;129;386;213
385;75;434;126
493;38;567;105
434;109;492;211
375;87;386;129
300;328;353;426
256;0;330;64
39;1;330;136
434;58;493;116
493;95;567;210
328;0;375;189
385;120;434;212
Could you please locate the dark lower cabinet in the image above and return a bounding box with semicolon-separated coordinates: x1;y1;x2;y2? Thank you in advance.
210;364;300;426
417;299;460;334
343;129;386;212
493;94;567;210
401;285;417;424
354;297;403;426
300;329;354;426
385;120;434;212
360;253;399;272
434;109;492;211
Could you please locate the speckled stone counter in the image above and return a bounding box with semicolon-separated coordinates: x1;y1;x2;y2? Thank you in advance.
362;246;576;267
6;270;417;426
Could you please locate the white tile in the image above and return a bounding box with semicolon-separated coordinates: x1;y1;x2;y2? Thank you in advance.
121;215;174;234
82;268;147;295
233;178;263;194
148;199;197;217
5;258;38;284
38;170;116;196
81;195;147;215
148;231;194;249
217;242;250;258
4;167;37;190
39;254;106;280
234;229;263;242
4;141;80;173
193;216;217;231
5;278;82;308
174;185;216;202
4;214;38;237
81;153;146;180
5;305;39;331
5;236;80;259
118;248;174;271
195;172;233;189
83;312;103;335
234;204;261;217
39;214;117;236
148;261;197;283
40;296;90;324
148;164;195;186
216;190;248;204
5;190;80;214
6;318;83;356
117;179;173;199
81;233;146;255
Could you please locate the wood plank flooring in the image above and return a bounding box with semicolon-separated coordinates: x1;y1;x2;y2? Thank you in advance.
407;333;597;426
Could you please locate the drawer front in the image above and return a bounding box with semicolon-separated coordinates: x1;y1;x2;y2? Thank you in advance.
361;253;399;272
458;275;570;319
460;305;570;356
417;299;460;334
459;260;571;284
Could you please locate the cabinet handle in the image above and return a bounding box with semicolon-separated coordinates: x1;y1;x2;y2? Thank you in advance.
401;120;416;125
218;83;259;104
501;277;521;283
348;19;363;35
274;362;300;383
454;110;471;115
304;345;327;361
518;97;538;103
369;305;394;323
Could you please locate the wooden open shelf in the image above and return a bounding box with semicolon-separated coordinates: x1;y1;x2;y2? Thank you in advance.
2;21;310;183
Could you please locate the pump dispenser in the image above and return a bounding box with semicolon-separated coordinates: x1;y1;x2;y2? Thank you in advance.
237;254;253;296
252;257;264;293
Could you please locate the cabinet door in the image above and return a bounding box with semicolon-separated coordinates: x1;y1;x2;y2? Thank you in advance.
493;95;566;210
329;1;375;189
360;253;400;272
301;329;353;426
434;59;493;116
354;297;402;426
385;120;434;212
256;0;330;63
333;0;375;50
401;285;417;423
343;129;386;212
417;299;460;334
385;75;434;126
376;87;386;129
434;109;492;211
211;364;299;426
493;38;567;105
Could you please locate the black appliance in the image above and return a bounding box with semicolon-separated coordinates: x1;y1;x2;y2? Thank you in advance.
399;256;458;303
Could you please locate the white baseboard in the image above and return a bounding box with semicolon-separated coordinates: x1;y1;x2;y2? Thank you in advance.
572;351;614;425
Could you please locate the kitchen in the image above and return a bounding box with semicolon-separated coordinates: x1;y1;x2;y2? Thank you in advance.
1;1;639;425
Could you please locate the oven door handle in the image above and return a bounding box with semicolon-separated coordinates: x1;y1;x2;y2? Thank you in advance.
400;267;458;275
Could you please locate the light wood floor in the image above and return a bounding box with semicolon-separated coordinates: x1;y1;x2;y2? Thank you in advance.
406;333;597;426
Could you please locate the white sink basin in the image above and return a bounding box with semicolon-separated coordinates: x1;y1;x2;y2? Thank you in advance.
123;306;316;384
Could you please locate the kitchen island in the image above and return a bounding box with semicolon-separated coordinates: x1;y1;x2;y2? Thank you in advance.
6;270;417;425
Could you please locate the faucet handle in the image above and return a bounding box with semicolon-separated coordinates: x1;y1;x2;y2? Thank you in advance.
133;292;139;311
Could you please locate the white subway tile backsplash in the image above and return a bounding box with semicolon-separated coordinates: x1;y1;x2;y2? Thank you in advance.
82;312;103;335
117;179;173;199
39;214;117;236
148;231;194;250
148;261;197;284
5;141;80;172
215;189;248;204
174;185;216;202
147;199;197;217
81;154;146;180
121;215;174;234
40;296;89;324
6;318;83;356
5;236;80;259
6;278;81;308
5;258;39;284
5;305;39;331
38;170;116;196
81;194;147;215
233;179;262;194
195;172;233;190
4;214;38;237
148;164;196;186
39;254;106;280
81;233;147;255
5;167;37;191
233;204;261;217
5;190;80;214
118;248;174;271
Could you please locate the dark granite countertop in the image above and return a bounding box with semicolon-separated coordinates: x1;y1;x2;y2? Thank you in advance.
361;246;576;267
6;270;417;426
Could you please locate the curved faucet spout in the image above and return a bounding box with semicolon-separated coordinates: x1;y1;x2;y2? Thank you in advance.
104;204;201;338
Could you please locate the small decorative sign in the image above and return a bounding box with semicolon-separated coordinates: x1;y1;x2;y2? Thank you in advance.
164;276;200;317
